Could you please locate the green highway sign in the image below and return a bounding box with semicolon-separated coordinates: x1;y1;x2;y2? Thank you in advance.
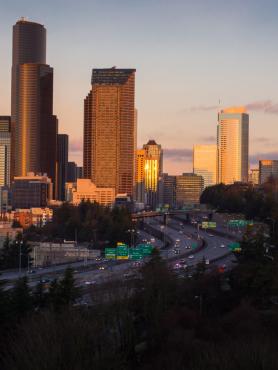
192;242;198;250
228;220;253;227
228;242;241;252
137;244;154;256
129;248;144;260
105;248;116;259
116;245;129;260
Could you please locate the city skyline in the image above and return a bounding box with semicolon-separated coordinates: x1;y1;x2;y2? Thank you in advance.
2;1;278;174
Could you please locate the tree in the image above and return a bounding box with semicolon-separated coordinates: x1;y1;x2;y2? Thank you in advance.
10;276;33;319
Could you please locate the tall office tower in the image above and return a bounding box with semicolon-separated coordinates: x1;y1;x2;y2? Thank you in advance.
193;144;217;189
160;173;176;209
83;68;136;197
0;117;11;187
248;168;259;185
57;134;68;200
11;18;57;193
135;149;146;203
217;107;249;184
176;173;204;207
143;140;163;209
259;160;278;184
67;161;77;182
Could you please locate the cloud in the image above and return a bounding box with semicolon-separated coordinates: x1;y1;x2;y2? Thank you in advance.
246;100;278;114
164;148;192;162
69;138;83;152
249;151;278;166
189;105;218;112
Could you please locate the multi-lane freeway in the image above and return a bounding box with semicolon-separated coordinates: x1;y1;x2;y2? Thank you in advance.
0;214;237;290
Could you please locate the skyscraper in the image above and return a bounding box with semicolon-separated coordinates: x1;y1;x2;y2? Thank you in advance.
135;149;146;203
217;107;249;184
143;140;163;209
176;173;204;206
83;68;136;197
11;18;57;193
193;144;217;189
259;160;278;184
57;134;68;200
0;117;11;187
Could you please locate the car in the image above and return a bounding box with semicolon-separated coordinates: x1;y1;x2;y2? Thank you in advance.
179;230;183;234
180;259;186;263
95;257;101;261
220;244;226;248
208;234;214;237
98;266;105;270
188;255;194;259
176;239;180;242
84;280;96;285
27;270;36;274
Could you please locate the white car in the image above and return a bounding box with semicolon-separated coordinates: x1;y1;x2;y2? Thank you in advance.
188;255;194;259
220;244;226;248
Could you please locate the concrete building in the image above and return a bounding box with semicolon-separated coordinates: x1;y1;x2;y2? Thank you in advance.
143;140;163;210
11;18;57;193
0;116;11;187
176;173;204;207
218;107;249;184
83;68;136;197
248;168;259;185
259;160;278;184
67;161;77;182
193;144;217;189
70;179;115;206
160;173;176;209
11;173;53;209
57;134;68;201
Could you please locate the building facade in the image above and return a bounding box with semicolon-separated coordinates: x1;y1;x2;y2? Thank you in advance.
83;68;136;197
193;144;217;189
248;168;259;185
57;134;68;200
160;173;176;209
143;140;163;209
0;116;11;187
11;173;53;209
11;18;57;193
259;160;278;184
176;173;204;207
217;107;249;184
70;179;115;206
135;149;146;203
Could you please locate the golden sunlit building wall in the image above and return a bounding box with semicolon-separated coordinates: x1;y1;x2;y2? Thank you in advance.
135;149;146;203
217;107;249;184
143;140;163;209
193;144;217;189
83;68;136;197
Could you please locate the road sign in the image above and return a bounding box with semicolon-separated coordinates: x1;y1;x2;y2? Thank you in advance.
105;248;116;259
202;221;209;229
228;220;253;227
192;242;198;250
117;242;127;246
137;244;154;256
228;242;241;251
129;248;144;260
208;222;216;228
116;245;129;260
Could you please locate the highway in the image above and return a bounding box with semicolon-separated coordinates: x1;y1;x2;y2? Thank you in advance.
0;214;237;289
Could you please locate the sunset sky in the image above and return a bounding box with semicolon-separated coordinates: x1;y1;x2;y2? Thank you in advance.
1;0;278;174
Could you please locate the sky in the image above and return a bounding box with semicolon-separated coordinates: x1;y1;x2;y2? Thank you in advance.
1;0;278;174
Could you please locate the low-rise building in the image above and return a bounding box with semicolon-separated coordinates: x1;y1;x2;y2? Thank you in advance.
69;179;115;206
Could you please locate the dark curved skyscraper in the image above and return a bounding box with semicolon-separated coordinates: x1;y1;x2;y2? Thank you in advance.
11;18;57;194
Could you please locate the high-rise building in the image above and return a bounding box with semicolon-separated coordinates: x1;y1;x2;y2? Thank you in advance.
176;173;204;207
76;166;83;179
160;173;176;209
217;107;249;184
259;160;278;184
248;168;259;185
0;116;11;187
57;134;68;201
143;140;163;209
83;68;136;197
11;18;57;193
135;149;146;203
11;173;53;209
67;161;77;182
193;144;217;189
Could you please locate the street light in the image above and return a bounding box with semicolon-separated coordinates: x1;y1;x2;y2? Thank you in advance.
16;240;24;275
127;229;136;247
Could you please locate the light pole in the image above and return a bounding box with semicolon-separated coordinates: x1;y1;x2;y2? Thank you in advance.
17;240;23;275
127;229;136;247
